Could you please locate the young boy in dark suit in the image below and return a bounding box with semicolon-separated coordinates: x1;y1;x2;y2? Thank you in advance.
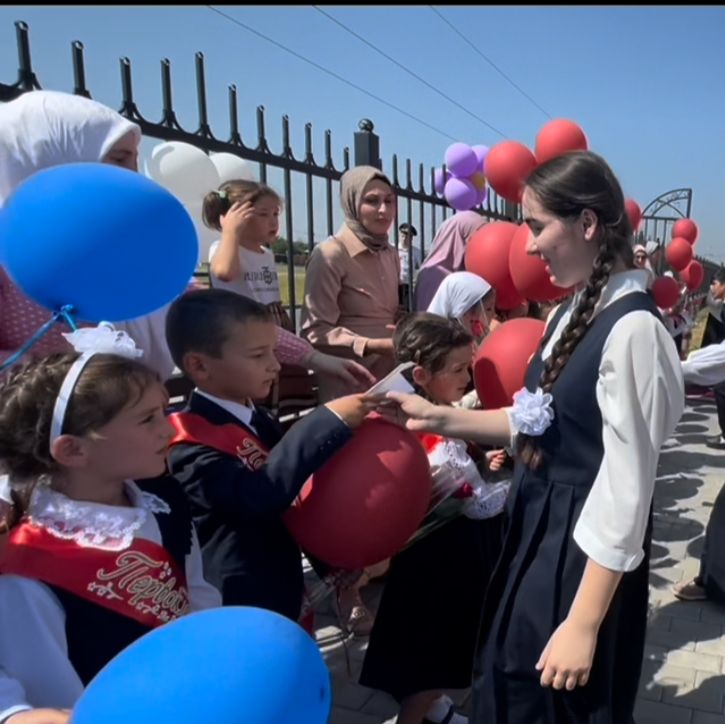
165;288;370;623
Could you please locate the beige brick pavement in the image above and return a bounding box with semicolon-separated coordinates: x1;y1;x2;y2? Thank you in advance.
309;392;725;723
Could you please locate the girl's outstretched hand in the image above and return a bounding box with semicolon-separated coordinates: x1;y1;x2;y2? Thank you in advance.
7;710;71;724
383;391;442;433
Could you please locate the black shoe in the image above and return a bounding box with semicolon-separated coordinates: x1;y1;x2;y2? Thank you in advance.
705;435;725;450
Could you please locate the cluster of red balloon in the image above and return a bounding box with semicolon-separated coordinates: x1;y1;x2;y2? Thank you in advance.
669;219;703;291
434;142;490;211
651;218;703;309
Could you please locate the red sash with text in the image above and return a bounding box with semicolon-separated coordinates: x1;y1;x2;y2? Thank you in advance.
168;411;315;635
0;524;190;628
169;412;270;470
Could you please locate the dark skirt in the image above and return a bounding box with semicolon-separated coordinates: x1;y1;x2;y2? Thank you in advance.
471;474;651;724
360;513;506;701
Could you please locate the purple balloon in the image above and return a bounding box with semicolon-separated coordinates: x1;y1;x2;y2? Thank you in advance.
433;167;450;196
444;143;478;178
472;145;490;171
444;177;478;211
474;186;489;208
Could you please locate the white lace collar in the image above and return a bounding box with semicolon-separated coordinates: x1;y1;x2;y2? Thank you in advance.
27;480;171;552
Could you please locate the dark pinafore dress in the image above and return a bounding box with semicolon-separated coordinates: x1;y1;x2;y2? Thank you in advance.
472;291;661;724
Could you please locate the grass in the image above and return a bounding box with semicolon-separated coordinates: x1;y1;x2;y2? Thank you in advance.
277;263;307;308
688;307;709;353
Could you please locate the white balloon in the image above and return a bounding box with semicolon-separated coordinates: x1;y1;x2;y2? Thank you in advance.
145;141;220;208
210;152;256;184
185;199;220;267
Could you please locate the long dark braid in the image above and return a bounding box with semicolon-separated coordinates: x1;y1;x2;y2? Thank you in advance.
515;151;634;469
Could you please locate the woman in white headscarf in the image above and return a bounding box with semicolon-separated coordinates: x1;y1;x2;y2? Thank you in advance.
0;90;374;383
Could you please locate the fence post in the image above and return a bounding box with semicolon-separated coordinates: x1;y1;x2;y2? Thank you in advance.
354;118;381;169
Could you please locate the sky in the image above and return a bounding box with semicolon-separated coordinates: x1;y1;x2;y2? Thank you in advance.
1;5;724;262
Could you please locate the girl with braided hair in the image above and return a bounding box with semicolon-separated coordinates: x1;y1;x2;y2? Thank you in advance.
386;151;684;724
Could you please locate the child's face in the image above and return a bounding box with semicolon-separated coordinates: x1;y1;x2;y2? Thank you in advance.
415;344;473;405
462;294;496;337
84;381;174;480
193;319;281;403
244;196;280;244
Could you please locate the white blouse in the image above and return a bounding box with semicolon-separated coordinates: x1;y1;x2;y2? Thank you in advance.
681;341;725;388
536;270;684;573
0;481;221;721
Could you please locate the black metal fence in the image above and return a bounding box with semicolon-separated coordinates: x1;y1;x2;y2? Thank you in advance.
0;20;515;328
1;19;719;316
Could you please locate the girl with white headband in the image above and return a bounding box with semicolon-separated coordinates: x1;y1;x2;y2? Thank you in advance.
0;327;221;723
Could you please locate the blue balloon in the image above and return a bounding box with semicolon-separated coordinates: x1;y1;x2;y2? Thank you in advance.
0;163;198;322
72;607;331;724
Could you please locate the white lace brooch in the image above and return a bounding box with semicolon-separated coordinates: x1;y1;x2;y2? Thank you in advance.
62;323;143;359
509;387;554;436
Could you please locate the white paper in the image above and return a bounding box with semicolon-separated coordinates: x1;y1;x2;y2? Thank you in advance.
366;361;416;397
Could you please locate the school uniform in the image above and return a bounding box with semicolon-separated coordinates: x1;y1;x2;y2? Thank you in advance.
167;390;351;622
472;270;684;724
0;477;220;720
360;433;508;701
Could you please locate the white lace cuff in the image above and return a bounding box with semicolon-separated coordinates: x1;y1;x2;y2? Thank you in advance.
508;387;554;436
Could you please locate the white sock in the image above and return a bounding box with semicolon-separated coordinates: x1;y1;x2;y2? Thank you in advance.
425;696;452;723
425;695;468;724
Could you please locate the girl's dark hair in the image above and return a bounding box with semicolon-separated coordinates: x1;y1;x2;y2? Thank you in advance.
517;151;634;469
0;354;160;521
393;313;473;374
202;179;282;231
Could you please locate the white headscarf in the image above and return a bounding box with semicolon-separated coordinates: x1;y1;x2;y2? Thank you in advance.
426;271;492;322
0;90;141;205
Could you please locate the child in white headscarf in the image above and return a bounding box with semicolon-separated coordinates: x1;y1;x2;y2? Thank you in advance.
426;272;496;344
427;272;497;411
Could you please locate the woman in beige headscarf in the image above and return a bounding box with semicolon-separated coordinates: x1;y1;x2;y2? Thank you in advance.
301;166;400;402
300;166;398;635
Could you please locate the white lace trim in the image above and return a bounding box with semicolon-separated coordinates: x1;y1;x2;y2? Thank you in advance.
28;481;171;552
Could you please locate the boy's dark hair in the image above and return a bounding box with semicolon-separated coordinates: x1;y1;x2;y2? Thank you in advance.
399;223;418;236
393;312;473;374
712;267;725;285
166;289;273;371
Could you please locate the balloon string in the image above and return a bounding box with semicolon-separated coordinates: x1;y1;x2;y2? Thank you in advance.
0;304;77;373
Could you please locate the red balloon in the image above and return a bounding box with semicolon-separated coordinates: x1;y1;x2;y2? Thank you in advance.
473;318;545;409
465;221;524;310
508;223;572;302
624;199;642;232
666;237;693;272
680;260;704;291
651;276;681;310
672;218;699;245
534;119;588;164
284;416;432;569
484;141;537;203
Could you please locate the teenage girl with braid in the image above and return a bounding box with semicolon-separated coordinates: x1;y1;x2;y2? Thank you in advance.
386;151;684;724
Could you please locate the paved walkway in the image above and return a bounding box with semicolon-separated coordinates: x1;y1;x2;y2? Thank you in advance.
309;391;725;723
